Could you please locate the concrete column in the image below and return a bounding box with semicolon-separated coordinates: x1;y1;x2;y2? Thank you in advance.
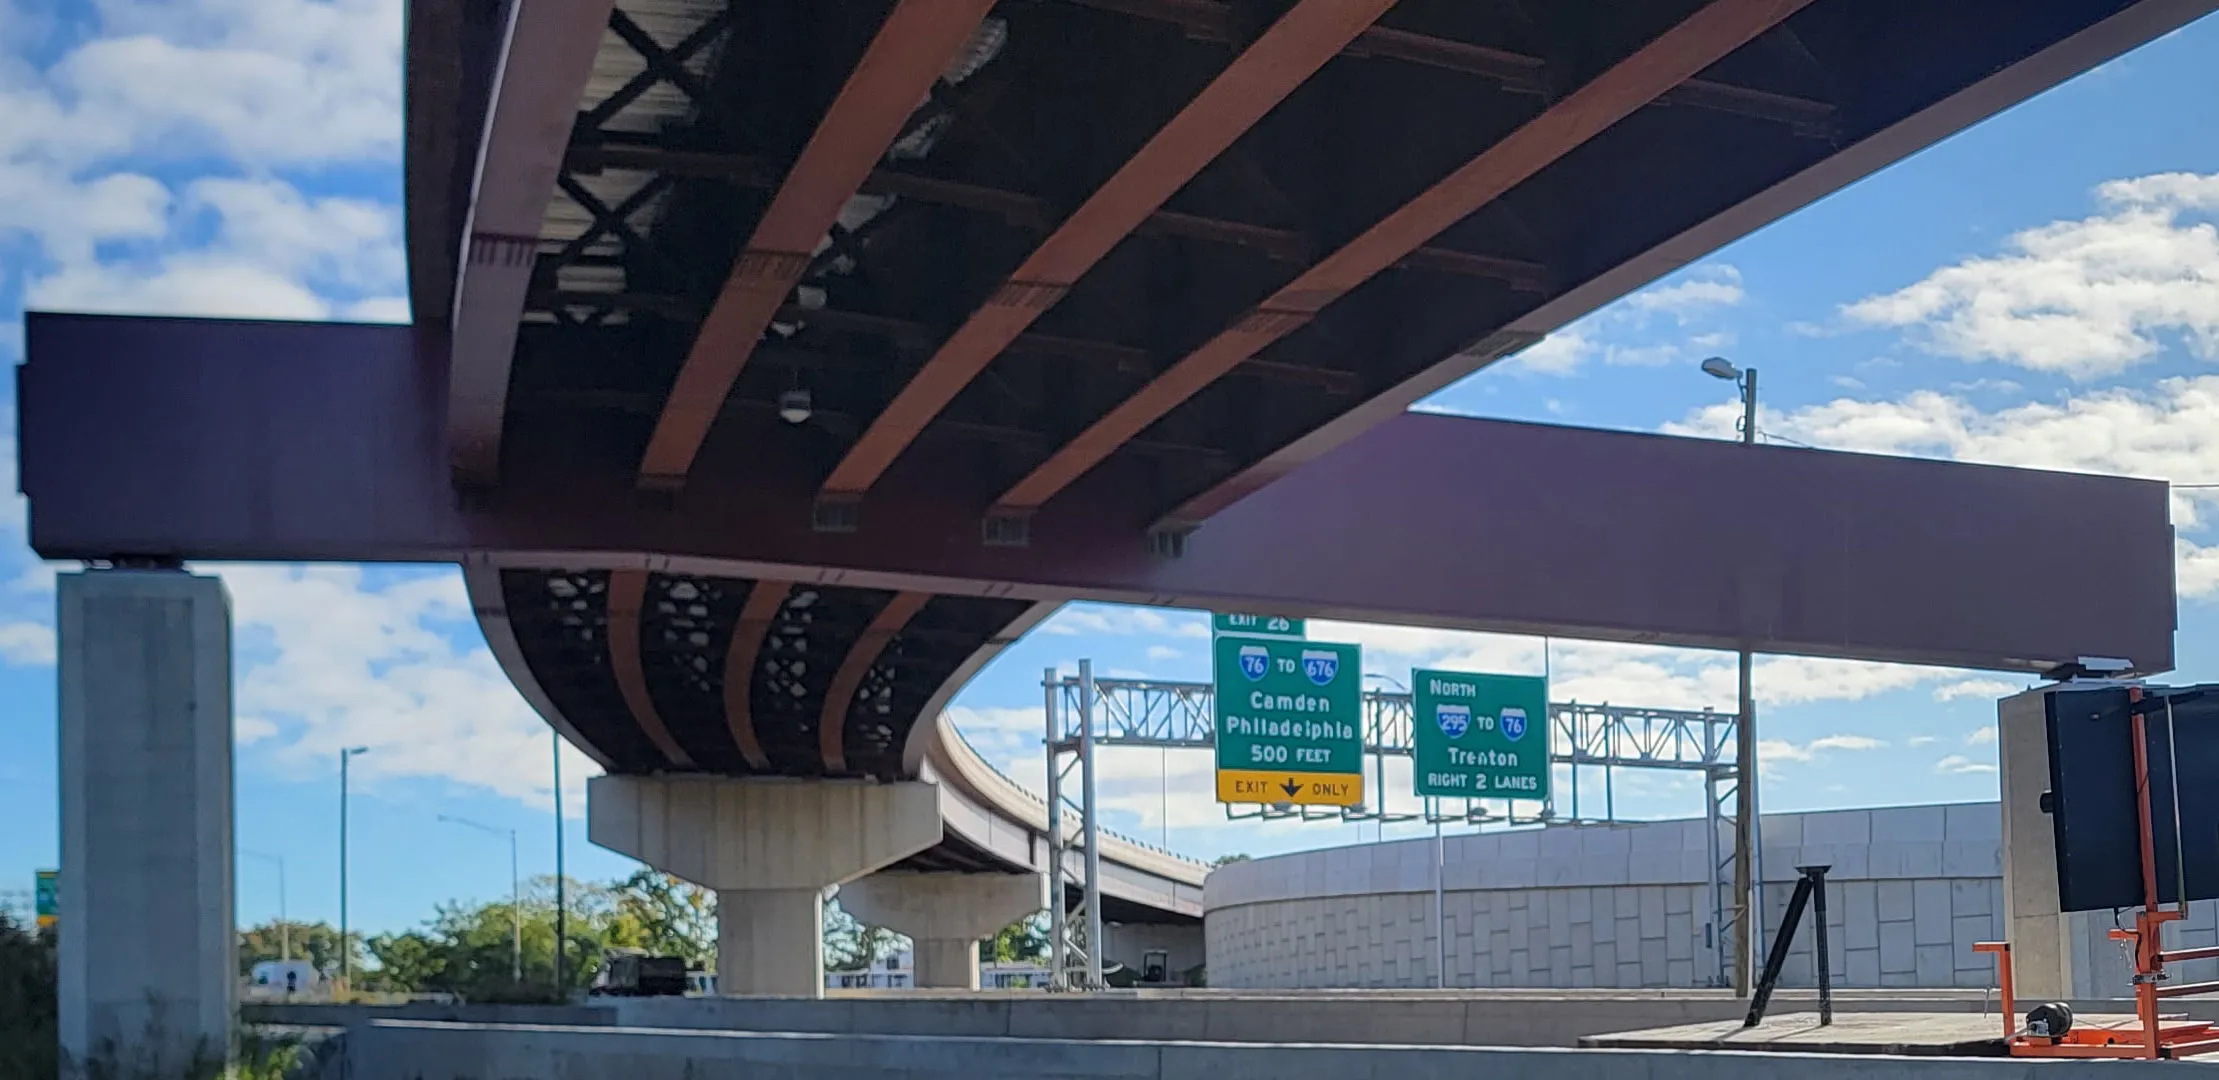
715;888;825;996
589;776;942;997
58;571;234;1073
1999;686;2077;1000
839;871;1046;989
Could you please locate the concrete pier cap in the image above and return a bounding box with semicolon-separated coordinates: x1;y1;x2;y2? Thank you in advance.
588;776;943;996
840;871;1048;989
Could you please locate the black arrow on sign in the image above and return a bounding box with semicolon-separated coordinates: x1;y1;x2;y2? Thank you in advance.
1281;778;1302;798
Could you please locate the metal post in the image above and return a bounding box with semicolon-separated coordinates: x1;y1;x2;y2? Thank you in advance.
242;849;290;963
1080;659;1104;989
553;731;567;994
439;815;525;984
1735;648;1759;995
1044;668;1067;989
1433;812;1446;989
339;751;348;991
278;857;292;963
1736;365;1764;995
1810;866;1833;1026
509;830;521;984
338;747;366;991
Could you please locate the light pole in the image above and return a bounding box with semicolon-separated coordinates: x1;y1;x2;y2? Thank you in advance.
1366;672;1444;988
239;849;289;962
439;815;522;983
552;730;568;995
338;746;369;992
1701;355;1761;996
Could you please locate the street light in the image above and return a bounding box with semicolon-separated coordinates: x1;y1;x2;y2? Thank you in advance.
553;730;568;995
239;849;289;962
1700;356;1761;996
438;815;522;983
338;746;369;992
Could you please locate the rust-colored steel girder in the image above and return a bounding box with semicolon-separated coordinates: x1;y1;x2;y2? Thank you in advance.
445;1;616;489
813;0;1399;506
635;0;1001;492
606;568;696;768
989;0;1819;519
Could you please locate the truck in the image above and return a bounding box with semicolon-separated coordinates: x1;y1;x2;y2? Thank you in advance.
589;949;688;997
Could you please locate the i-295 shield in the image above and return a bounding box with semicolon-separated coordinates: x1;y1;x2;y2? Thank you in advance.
1238;645;1270;681
1300;648;1339;686
1436;703;1470;739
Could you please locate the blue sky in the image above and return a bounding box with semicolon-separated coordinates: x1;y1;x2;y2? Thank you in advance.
3;2;2219;935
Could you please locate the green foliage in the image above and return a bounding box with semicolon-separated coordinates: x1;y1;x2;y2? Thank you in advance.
822;898;906;972
607;870;716;966
0;912;58;1080
1208;853;1252;867
235;921;357;980
978;911;1048;964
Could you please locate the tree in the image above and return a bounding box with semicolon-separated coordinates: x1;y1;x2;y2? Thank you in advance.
237;920;359;980
609;871;715;966
979;911;1049;964
1209;853;1252;868
822;898;906;972
0;913;57;1080
362;930;446;993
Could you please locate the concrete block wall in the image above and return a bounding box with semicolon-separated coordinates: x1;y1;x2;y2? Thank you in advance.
1205;801;2009;991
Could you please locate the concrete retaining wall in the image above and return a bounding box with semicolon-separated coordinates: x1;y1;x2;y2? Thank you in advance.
243;1001;612;1028
608;989;2011;1049
346;1020;2172;1080
1206;803;2009;990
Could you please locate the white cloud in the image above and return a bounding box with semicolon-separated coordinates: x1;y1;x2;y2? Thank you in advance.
1935;754;1998;775
13;0;403;171
1499;266;1743;377
1908;735;1939;747
1144;645;1184;662
1966;726;1997;745
205;565;597;814
1842;171;2219;378
1039;604;1209;639
1506;328;1590;375
27;177;404;320
236;714;278;745
0;620;54;665
1;1;407;324
1936;678;2024;702
1759;733;1887;763
1629;264;1745;317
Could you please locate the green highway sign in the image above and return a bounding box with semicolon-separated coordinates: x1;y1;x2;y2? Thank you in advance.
1411;669;1550;801
1213;635;1361;806
1212;613;1306;640
34;869;55;930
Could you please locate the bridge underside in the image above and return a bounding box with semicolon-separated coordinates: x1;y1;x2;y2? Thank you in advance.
486;565;1036;780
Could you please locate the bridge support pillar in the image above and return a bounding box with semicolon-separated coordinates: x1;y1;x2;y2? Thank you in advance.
1998;687;2084;1000
588;776;942;997
839;872;1047;989
57;570;235;1073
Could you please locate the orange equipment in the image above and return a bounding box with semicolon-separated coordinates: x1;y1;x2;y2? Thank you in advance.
1977;687;2219;1060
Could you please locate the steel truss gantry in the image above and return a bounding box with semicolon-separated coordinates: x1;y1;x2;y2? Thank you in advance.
1042;669;1749;987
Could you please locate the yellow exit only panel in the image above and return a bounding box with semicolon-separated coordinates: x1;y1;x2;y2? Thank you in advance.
1215;769;1364;806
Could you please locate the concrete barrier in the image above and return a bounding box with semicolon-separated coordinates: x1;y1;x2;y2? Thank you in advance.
243;1001;612;1029
608;990;2000;1049
346;1020;2173;1079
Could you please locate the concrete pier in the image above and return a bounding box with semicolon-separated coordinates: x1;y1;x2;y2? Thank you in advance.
840;871;1045;989
589;775;941;996
57;570;235;1072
